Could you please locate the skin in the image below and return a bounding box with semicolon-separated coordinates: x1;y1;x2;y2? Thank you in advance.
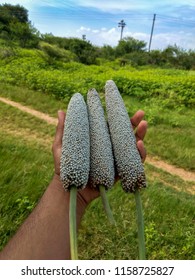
0;110;147;260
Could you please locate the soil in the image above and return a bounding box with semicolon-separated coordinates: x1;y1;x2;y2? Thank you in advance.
0;97;57;125
146;156;195;183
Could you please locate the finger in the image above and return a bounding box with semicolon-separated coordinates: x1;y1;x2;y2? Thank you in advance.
137;140;147;162
53;111;66;148
130;110;145;129
135;120;148;141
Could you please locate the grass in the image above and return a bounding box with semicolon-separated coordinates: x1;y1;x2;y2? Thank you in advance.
0;101;55;249
0;102;55;136
123;95;195;171
0;130;54;249
0;84;194;259
1;83;194;171
0;83;67;117
78;167;195;260
146;125;195;170
145;163;194;195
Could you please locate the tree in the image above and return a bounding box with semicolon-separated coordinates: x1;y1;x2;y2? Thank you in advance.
148;49;163;66
99;45;115;60
0;3;39;48
41;35;97;64
39;41;77;64
41;33;69;49
115;36;147;57
65;38;97;64
0;4;28;29
9;21;40;48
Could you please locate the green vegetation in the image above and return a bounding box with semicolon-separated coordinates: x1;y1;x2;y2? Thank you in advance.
0;3;39;48
79;172;195;260
123;95;195;171
0;46;194;108
0;84;194;260
0;83;65;117
0;133;53;250
1;61;194;172
0;3;194;260
1;2;195;69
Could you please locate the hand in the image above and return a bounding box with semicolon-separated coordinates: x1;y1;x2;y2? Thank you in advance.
52;111;66;177
131;110;147;163
52;110;147;205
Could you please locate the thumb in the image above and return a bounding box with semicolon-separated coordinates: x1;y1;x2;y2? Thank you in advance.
54;111;66;148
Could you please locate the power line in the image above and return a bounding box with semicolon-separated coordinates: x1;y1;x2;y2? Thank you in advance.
1;8;195;26
1;4;194;30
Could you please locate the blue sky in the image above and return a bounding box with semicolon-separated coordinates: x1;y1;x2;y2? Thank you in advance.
1;0;195;50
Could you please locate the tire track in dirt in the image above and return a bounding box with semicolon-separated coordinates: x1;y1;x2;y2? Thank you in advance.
0;96;195;183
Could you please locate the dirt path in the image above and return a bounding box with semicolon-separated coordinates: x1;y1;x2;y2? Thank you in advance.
146;156;195;183
0;96;195;183
0;97;57;125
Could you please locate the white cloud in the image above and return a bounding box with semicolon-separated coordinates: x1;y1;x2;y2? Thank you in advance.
152;32;195;50
1;0;194;50
107;28;116;34
75;24;195;50
77;26;91;32
92;29;99;33
76;26;118;46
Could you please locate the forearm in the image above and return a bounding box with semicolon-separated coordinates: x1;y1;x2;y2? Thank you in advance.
0;175;87;260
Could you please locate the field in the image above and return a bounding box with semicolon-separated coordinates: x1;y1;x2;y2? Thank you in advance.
0;50;195;259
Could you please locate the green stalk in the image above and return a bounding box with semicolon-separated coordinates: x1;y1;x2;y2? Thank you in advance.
99;185;116;225
134;189;146;260
69;186;78;260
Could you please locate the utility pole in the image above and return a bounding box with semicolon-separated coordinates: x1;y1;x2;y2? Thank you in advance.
82;34;86;41
118;19;126;41
148;14;156;52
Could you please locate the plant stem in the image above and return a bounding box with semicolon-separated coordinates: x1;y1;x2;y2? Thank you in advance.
99;185;116;225
134;189;146;260
69;186;78;260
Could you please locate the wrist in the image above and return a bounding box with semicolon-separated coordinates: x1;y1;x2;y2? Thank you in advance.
51;173;64;191
51;173;88;217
